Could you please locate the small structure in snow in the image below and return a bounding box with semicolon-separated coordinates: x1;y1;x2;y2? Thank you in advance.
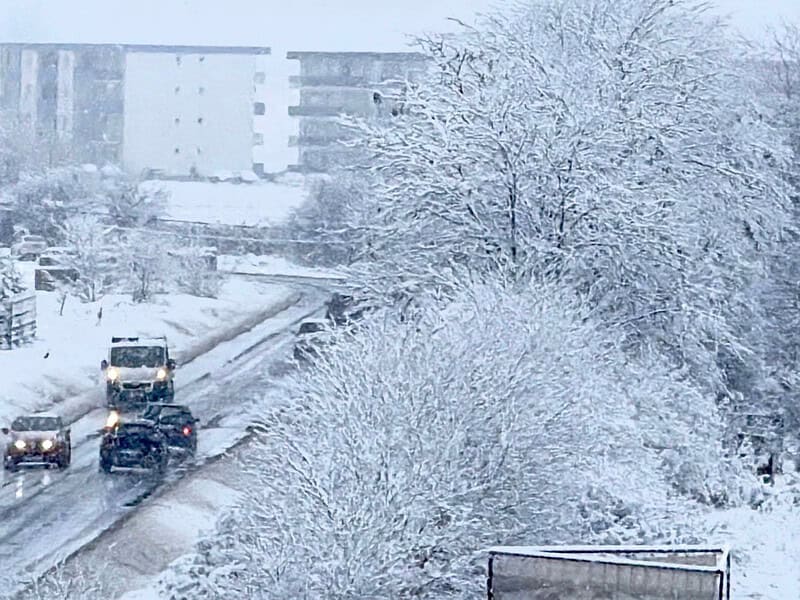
486;544;731;599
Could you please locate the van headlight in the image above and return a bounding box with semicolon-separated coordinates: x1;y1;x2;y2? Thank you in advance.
41;439;54;451
106;367;120;381
156;368;167;381
13;439;26;450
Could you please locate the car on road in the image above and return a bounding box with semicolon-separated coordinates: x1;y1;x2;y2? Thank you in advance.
142;403;198;454
101;336;177;409
2;414;71;471
11;234;47;261
293;318;334;362
99;420;169;474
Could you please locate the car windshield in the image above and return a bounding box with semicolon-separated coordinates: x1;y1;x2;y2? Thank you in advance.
116;432;157;450
12;416;60;431
299;322;325;335
144;405;187;420
110;346;165;368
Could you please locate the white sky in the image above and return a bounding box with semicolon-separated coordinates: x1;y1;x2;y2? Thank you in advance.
0;0;796;52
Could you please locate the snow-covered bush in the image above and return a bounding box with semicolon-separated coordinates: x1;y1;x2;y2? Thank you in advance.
16;561;106;600
161;279;745;599
343;0;794;396
173;244;221;299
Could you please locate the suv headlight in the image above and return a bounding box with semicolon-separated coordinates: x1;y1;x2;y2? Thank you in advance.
13;439;26;450
41;439;54;451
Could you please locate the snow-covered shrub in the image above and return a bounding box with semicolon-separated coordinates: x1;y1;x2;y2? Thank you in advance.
161;279;743;599
12;560;106;600
173;244;221;298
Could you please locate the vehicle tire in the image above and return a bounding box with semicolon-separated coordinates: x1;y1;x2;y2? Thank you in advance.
57;449;70;469
166;381;175;401
100;457;112;473
4;459;18;472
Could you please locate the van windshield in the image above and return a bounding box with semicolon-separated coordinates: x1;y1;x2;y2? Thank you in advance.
110;346;165;368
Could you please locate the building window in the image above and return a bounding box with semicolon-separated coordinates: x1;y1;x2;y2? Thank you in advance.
174;147;180;154
174;117;180;125
254;72;266;85
197;116;204;124
175;85;180;94
253;132;264;145
196;147;202;155
199;55;205;63
198;86;205;95
252;162;265;177
176;55;182;66
254;102;266;116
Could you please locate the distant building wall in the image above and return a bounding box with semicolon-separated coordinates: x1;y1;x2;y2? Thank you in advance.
72;45;125;165
122;50;263;177
286;51;429;172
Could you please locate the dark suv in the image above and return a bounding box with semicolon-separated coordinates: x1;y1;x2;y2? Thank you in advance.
99;420;168;473
2;414;71;471
142;403;198;454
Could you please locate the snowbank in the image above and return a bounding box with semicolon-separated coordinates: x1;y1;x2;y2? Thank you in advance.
144;178;309;228
0;278;296;427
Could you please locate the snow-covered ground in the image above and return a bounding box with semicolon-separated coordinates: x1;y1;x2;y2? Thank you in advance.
144;175;309;227
706;475;800;598
0;275;297;428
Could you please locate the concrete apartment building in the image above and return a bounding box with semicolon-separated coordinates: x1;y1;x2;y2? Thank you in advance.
0;42;428;176
286;51;428;171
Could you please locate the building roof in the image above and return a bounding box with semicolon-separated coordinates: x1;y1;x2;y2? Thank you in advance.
286;51;426;60
0;42;270;55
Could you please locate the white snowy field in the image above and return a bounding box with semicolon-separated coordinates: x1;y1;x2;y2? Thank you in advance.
0;277;297;427
144;175;309;227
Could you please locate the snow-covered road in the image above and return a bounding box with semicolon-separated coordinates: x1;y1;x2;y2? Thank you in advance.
0;284;329;593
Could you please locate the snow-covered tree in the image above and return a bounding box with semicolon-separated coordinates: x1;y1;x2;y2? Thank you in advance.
343;0;794;393
122;231;171;302
7;166;95;242
161;279;747;599
57;215;118;302
0;256;24;300
282;171;374;268
102;171;168;228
